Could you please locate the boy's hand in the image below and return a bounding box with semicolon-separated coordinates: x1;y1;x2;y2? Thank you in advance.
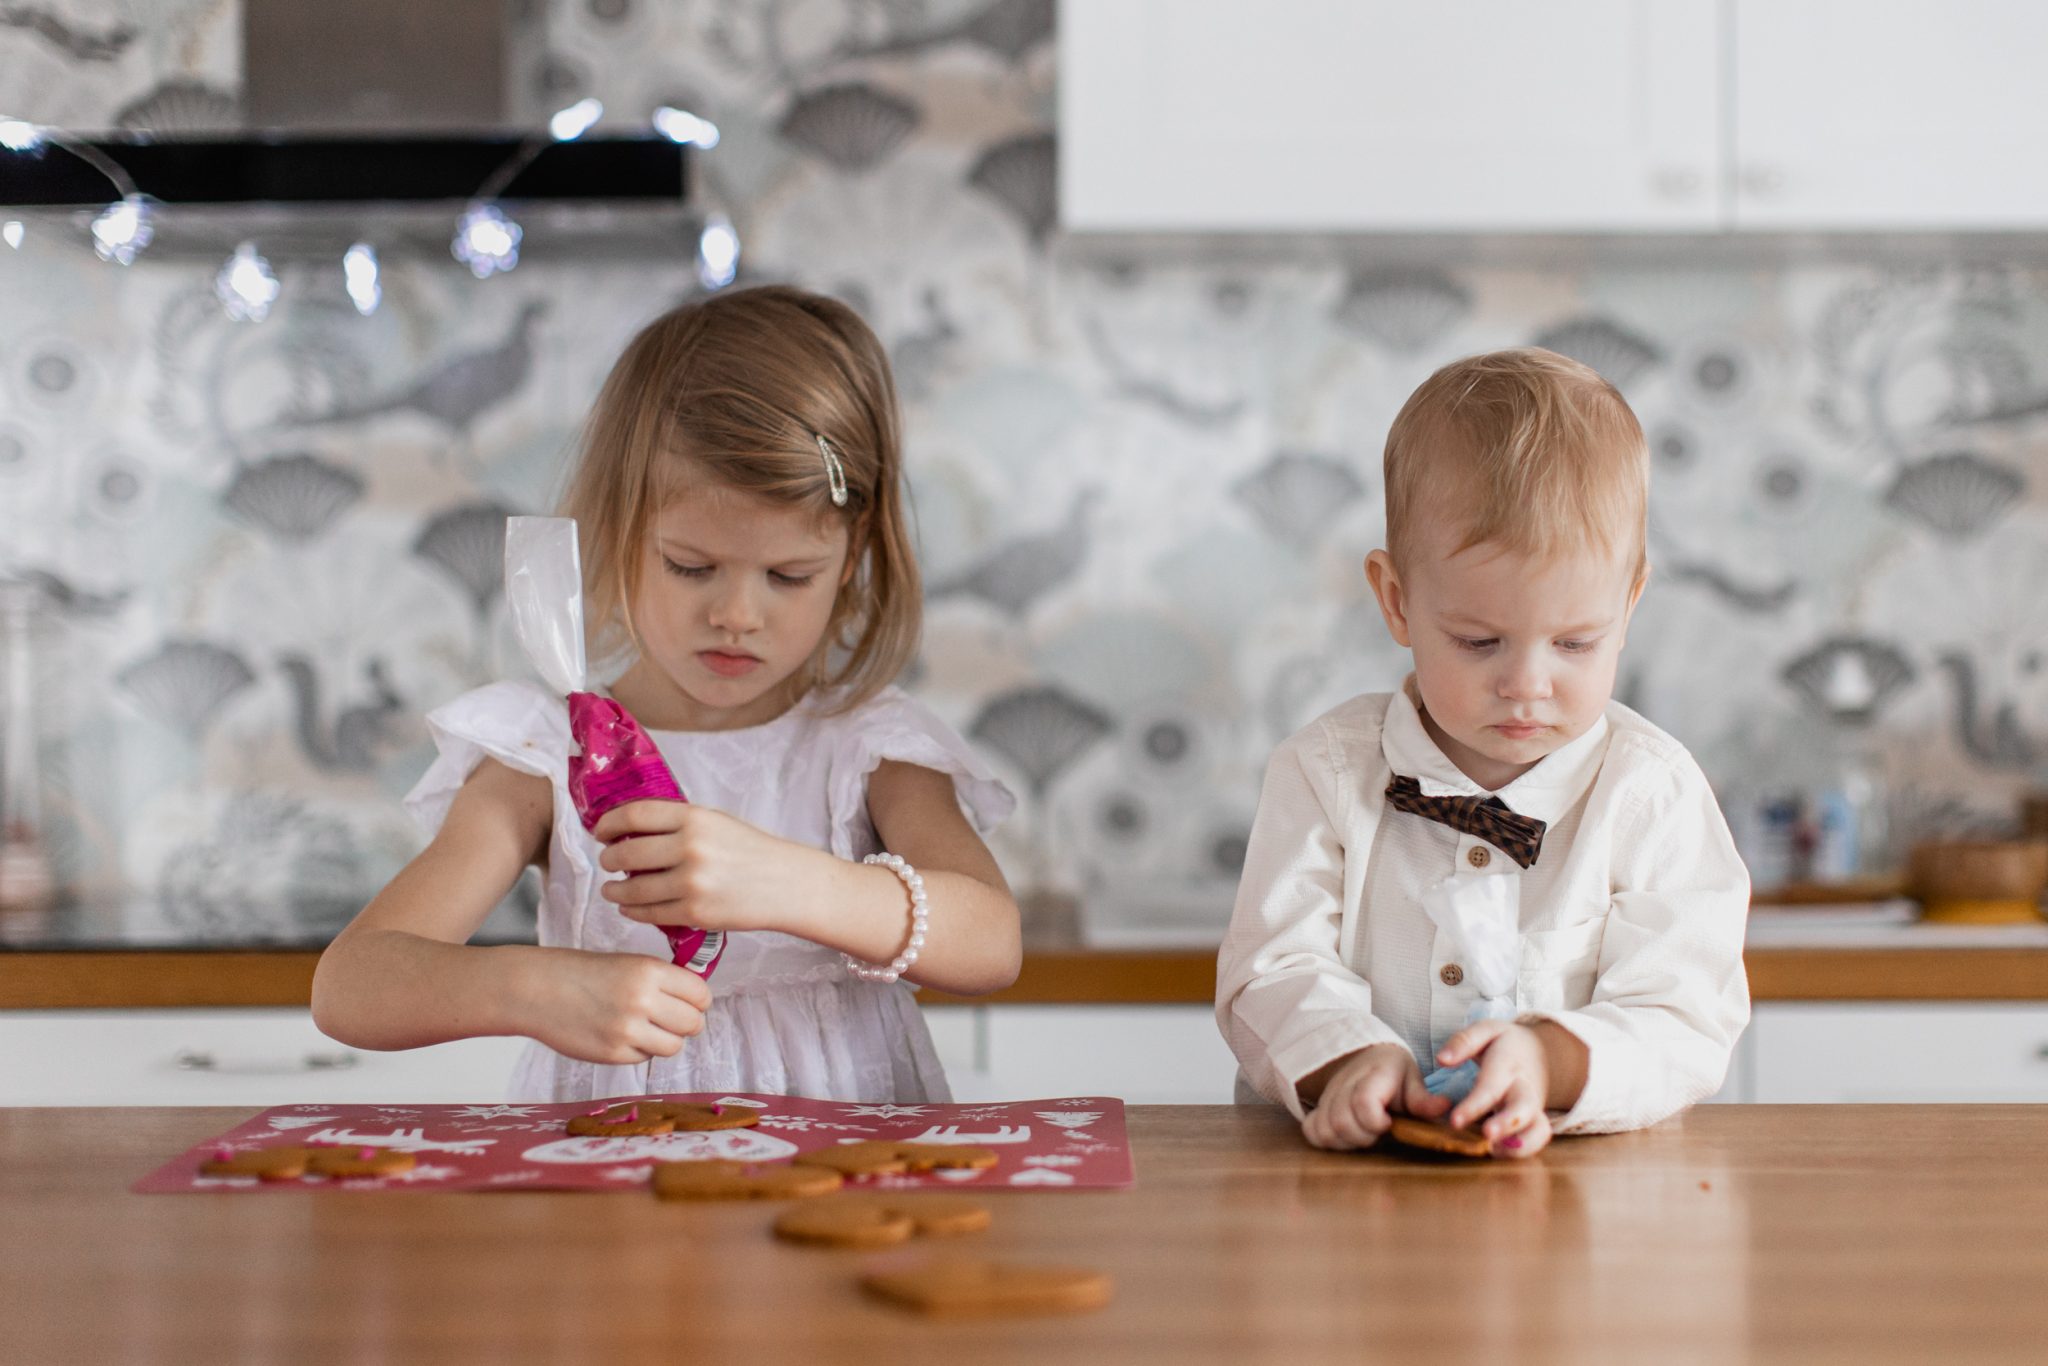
592;801;822;934
1436;1020;1555;1158
526;949;711;1066
1301;1042;1452;1151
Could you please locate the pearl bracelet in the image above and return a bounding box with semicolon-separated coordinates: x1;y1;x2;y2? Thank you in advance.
844;852;928;983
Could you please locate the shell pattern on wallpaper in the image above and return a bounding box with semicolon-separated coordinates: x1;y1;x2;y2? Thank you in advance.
5;0;2048;934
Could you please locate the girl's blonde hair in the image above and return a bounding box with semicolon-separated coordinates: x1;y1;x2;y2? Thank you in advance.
1383;347;1648;581
559;285;919;712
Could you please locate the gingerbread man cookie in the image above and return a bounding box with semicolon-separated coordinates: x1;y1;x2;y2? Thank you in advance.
566;1101;760;1137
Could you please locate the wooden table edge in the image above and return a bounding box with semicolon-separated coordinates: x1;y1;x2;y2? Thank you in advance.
5;945;2048;1008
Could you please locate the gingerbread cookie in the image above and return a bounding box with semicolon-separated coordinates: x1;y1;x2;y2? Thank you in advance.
566;1101;759;1137
792;1141;998;1179
772;1200;918;1248
773;1194;992;1248
307;1146;418;1179
651;1159;843;1202
200;1146;313;1181
1384;1117;1493;1159
860;1259;1114;1318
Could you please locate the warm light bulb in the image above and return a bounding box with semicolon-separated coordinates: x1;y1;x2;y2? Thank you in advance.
343;241;380;315
451;204;522;279
653;106;720;149
90;196;153;265
549;97;603;142
216;241;281;321
696;212;739;291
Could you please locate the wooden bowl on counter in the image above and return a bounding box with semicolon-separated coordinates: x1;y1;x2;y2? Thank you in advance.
1907;839;2048;924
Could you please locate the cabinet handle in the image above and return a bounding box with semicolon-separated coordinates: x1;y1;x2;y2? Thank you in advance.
171;1048;359;1074
1649;166;1703;200
1740;166;1785;197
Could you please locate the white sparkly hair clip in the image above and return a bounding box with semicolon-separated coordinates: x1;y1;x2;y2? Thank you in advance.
815;433;849;507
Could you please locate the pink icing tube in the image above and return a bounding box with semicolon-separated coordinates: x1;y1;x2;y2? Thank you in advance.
565;692;725;977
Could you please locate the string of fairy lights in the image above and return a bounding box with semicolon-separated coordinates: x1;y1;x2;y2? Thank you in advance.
0;98;735;321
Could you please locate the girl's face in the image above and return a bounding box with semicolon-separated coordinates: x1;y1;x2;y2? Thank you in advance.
617;485;854;731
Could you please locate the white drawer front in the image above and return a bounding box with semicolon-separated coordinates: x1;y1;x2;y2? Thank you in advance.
0;1009;528;1106
969;1005;1238;1105
1749;1004;2048;1103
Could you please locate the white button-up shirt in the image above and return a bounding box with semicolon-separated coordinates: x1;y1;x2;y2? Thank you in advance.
1216;680;1750;1133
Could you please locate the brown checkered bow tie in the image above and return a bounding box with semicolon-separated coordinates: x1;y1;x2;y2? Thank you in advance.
1385;775;1547;869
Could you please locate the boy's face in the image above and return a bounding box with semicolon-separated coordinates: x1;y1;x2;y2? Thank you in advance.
1366;528;1646;791
618;486;854;731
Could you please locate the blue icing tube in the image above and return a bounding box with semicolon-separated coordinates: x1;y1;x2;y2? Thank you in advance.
1423;1059;1480;1103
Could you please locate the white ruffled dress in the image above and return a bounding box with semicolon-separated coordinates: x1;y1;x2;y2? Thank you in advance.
404;679;1013;1105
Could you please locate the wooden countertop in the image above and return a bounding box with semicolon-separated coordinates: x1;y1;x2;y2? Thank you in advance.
5;1104;2045;1363
6;942;2048;1008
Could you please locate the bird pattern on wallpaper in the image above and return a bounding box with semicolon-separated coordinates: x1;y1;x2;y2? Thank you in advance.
11;0;2048;927
930;489;1100;619
281;302;548;453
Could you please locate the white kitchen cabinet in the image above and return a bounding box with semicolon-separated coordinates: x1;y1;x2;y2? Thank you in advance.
924;1004;1240;1104
1732;1;2048;229
1748;1003;2048;1103
1061;0;1723;231
0;1010;529;1106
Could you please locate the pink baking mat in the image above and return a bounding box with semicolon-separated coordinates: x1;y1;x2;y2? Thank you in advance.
133;1093;1132;1193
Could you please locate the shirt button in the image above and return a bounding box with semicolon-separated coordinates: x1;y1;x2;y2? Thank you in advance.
1440;963;1464;986
1467;845;1491;869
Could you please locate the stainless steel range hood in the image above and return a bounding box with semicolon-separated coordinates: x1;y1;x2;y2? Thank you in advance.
0;0;696;260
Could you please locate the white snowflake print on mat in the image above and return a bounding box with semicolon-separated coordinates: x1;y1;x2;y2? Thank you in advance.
452;1105;540;1120
487;1170;544;1185
713;1096;770;1108
1023;1154;1082;1167
602;1167;652;1182
904;1123;1031;1145
756;1116;872;1133
842;1104;930;1119
384;1164;463;1183
1061;1142;1115;1155
303;1127;497;1156
1055;1098;1101;1107
266;1115;337;1131
1008;1167;1077;1187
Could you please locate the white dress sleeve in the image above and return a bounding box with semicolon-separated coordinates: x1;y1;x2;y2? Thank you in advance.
401;680;612;953
823;686;1016;860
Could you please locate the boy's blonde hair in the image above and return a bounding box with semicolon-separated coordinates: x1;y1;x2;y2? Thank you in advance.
558;285;919;711
1383;347;1648;580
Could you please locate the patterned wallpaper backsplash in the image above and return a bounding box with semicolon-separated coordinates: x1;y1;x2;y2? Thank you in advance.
5;1;2048;944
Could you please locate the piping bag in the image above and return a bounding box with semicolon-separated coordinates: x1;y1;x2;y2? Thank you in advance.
1419;872;1520;1104
504;515;724;977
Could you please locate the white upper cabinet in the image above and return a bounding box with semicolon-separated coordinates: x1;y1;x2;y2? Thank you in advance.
1060;0;1724;232
1731;0;2048;229
1062;1;2048;233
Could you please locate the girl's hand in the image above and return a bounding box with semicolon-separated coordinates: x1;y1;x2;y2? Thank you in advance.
1436;1019;1555;1158
1301;1042;1452;1151
527;949;712;1066
592;800;825;934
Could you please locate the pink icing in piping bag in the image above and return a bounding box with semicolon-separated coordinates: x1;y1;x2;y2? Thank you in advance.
565;693;725;977
504;515;726;979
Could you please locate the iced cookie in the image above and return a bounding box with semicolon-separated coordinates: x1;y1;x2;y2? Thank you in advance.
860;1259;1114;1318
307;1146;418;1179
651;1159;843;1202
199;1146;313;1181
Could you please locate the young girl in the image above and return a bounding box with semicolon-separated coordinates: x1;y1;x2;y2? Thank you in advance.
312;285;1022;1104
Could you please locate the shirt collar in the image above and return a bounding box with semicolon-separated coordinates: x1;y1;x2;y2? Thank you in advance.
1381;675;1611;826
